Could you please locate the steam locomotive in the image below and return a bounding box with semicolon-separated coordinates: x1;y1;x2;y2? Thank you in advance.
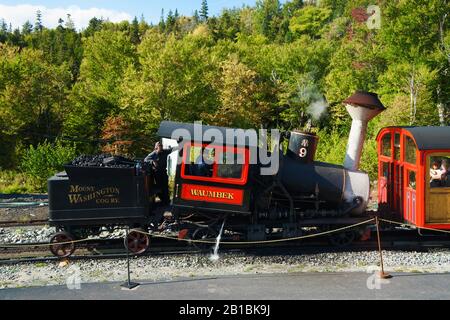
47;91;450;257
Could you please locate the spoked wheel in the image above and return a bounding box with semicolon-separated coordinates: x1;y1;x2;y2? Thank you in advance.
124;229;150;254
328;230;356;247
191;227;218;251
49;232;76;258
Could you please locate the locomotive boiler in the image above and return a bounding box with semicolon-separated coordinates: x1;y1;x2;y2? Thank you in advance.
274;91;386;217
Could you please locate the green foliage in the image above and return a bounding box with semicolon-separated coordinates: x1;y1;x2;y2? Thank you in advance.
0;1;449;193
20;140;77;191
0;171;36;194
0;44;71;164
315;130;348;165
289;5;332;38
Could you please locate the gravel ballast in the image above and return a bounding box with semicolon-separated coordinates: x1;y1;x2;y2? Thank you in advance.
1;249;449;289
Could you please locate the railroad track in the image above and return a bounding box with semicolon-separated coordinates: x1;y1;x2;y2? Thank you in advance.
0;219;49;228
1;234;449;266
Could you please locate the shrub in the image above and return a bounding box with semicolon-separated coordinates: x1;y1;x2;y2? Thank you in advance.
20;140;77;191
0;170;35;194
315;129;378;181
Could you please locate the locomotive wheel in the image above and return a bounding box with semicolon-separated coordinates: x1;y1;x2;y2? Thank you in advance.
191;227;218;251
328;230;356;247
49;232;76;258
124;229;150;254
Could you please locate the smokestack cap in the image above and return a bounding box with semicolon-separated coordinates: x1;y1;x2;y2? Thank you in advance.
343;91;386;110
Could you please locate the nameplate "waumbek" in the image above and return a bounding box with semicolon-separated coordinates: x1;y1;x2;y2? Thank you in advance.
181;184;244;205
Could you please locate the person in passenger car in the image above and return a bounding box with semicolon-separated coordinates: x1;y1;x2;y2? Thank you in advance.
430;160;444;187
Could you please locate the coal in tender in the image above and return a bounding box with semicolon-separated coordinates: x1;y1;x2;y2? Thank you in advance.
70;154;136;168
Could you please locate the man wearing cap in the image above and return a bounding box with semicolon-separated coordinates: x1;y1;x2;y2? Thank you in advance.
144;141;175;205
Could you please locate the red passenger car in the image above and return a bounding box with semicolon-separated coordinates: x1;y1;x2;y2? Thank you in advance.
377;126;450;230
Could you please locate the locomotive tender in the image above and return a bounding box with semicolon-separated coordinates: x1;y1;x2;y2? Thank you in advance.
47;91;450;257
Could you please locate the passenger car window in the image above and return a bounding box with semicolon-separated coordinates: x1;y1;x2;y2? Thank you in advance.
382;162;389;178
429;155;450;188
381;133;392;157
405;136;417;165
408;170;416;190
394;133;400;160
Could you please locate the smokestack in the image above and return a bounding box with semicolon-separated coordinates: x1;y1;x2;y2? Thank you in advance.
343;91;385;171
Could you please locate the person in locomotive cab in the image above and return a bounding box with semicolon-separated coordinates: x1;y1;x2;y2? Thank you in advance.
144;141;176;205
193;148;214;177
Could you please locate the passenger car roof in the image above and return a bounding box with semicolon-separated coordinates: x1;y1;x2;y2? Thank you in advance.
378;126;450;150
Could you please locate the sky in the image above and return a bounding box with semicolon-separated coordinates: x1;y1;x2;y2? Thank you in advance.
0;0;260;30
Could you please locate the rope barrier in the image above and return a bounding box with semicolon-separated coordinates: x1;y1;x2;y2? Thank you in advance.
378;218;450;235
137;218;376;245
0;218;375;248
2;217;448;250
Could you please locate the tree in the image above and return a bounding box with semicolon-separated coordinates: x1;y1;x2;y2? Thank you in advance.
65;14;75;30
166;10;176;33
101;115;133;156
255;0;282;40
130;16;140;44
193;10;200;24
159;9;166;32
84;17;104;37
377;0;448;126
203;55;269;128
64;30;137;150
22;21;33;35
34;10;43;32
289;5;332;39
0;44;71;167
200;0;209;22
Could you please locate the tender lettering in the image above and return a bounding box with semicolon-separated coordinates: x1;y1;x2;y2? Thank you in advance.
68;186;120;204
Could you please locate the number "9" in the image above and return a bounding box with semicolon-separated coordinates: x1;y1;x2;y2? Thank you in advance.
299;148;307;158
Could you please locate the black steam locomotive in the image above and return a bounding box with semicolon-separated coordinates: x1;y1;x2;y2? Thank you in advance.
47;91;387;257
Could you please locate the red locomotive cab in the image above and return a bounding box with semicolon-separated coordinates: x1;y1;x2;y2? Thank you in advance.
179;143;250;206
377;126;450;230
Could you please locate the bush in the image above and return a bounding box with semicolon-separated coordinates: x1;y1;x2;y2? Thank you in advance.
20;140;77;191
0;170;36;194
315;129;378;181
315;130;348;165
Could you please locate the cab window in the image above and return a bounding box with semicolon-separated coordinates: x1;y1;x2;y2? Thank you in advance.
181;143;249;185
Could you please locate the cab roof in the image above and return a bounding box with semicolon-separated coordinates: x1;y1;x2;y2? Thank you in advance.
157;121;259;148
